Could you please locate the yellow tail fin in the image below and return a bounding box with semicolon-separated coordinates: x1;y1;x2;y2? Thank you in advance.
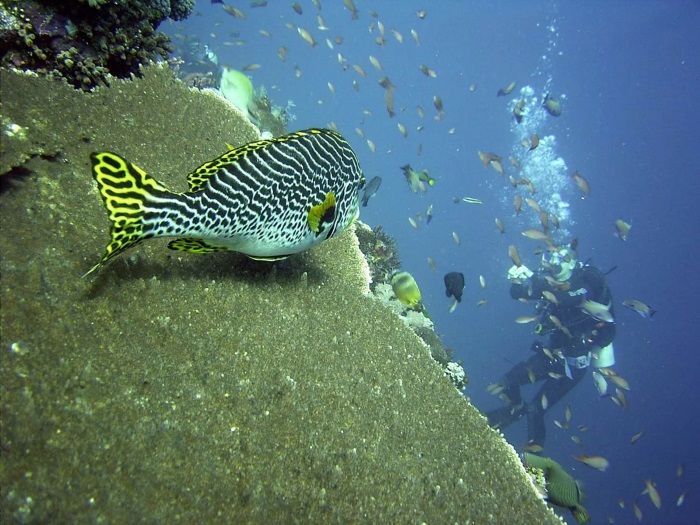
85;152;170;276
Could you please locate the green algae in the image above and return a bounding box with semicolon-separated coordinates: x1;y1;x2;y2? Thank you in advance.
0;65;561;524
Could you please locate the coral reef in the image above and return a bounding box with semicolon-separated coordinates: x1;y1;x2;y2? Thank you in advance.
354;221;401;290
0;0;194;90
0;65;559;524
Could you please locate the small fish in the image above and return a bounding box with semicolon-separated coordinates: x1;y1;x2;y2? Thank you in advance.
549;315;573;337
522;443;543;453
327;82;335;95
249;1;267;6
448;299;458;313
366;139;375;153
615;219;631;241
361;176;382;207
427;257;437;272
633;499;642;521
242;63;261;72
426;204;433;225
644;479;662;509
416;9;427;19
677;491;687;507
528;134;539;151
592;370;608;397
521;229;550;241
342;0;358;19
541;393;548;410
86;129;365;275
400;164;435;193
573;454;609;472
486;383;504;395
513;98;526;123
630;430;644;444
420;65;437;78
542;347;555;360
571;436;583;446
391;29;403;43
462;197;483;204
433;96;445;121
452;232;460;245
527;367;536;383
572;170;590;195
468;83;477;92
514;195;523;215
579;299;614;323
598;368;630;390
369;55;382;71
622;299;657;319
515;315;538;324
677;464;684;478
391;271;422;309
297;27;316;47
542;290;559;305
291;1;302;15
477;150;501;167
614;388;628;410
497;81;516;97
408;217;418;229
525;197;541;213
495;218;505;234
444;272;465;302
543;94;562;116
508;245;522;267
479;275;486;289
379;77;396;117
353;64;367;77
476;299;488;307
410;28;420;45
548;372;564;380
397;123;408;138
222;4;246;18
565;404;572;422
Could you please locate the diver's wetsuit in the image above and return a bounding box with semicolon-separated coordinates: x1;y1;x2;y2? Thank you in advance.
487;263;615;446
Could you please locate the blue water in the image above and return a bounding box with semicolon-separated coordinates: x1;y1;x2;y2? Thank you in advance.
165;2;700;522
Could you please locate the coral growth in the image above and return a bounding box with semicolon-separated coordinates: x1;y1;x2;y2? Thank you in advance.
0;0;194;90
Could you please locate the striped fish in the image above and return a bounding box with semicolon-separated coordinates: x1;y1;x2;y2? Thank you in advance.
86;129;365;275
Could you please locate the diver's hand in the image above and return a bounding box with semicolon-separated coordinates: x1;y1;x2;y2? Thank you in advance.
507;265;534;282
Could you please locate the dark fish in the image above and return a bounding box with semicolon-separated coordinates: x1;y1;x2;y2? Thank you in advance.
211;0;224;4
444;272;465;302
361;176;382;207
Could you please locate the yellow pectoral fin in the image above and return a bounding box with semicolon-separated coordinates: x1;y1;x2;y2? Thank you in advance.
307;192;336;233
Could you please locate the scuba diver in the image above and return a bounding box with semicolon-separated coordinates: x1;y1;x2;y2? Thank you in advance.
486;241;616;448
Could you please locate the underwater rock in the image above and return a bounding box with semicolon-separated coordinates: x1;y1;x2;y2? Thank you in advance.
0;65;560;524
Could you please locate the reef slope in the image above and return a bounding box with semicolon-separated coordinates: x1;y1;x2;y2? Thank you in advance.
0;66;559;523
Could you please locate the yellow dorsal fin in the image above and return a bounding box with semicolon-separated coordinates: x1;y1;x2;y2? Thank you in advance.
307;192;336;233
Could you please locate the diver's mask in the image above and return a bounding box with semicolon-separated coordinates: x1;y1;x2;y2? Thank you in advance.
542;247;577;281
